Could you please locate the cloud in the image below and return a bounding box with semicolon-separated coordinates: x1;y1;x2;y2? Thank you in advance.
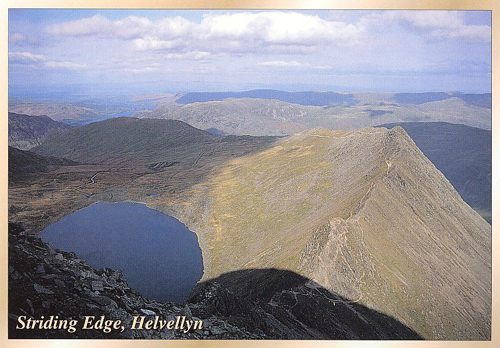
133;38;181;50
258;60;333;70
398;11;490;41
200;12;361;45
9;33;26;44
9;51;87;70
311;65;334;70
259;60;304;67
48;14;155;39
164;51;212;60
364;11;491;42
44;61;87;69
47;11;363;54
121;66;161;74
156;16;194;38
9;51;46;62
431;24;491;41
48;14;112;36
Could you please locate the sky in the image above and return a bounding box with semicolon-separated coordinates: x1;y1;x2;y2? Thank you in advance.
8;9;492;98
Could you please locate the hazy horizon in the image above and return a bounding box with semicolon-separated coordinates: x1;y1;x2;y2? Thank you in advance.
9;9;491;100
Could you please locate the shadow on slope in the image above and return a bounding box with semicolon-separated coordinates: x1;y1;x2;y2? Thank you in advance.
187;268;422;340
9;146;79;184
8;222;420;340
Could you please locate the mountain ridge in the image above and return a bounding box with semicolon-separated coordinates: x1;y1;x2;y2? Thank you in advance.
172;125;490;340
11;119;491;340
378;122;491;222
175;89;492;109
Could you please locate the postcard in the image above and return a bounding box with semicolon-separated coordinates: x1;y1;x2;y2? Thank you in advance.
3;1;497;347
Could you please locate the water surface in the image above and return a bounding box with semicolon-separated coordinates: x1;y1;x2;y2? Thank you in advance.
40;202;203;303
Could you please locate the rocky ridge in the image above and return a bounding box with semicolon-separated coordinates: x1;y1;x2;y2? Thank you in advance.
173;126;491;340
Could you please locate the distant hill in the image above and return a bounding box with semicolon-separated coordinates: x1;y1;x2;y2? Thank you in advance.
8;103;102;125
392;92;491;109
176;89;356;106
204;127;227;136
9;90;490;127
379;122;491;222
33;117;212;165
9;146;77;183
33;117;278;168
136;96;491;135
176;89;491;109
8;112;72;150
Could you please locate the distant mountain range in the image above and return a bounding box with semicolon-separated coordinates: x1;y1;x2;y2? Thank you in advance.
176;90;491;109
135;94;491;135
8;104;101;125
9;90;491;129
176;89;356;106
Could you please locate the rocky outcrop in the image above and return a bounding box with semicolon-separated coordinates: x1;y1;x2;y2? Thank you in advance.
8;222;420;339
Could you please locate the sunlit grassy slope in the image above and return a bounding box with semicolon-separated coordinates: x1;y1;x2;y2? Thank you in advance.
179;126;490;340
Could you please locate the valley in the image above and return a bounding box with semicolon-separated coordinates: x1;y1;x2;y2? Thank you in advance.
8;115;491;340
7;8;493;342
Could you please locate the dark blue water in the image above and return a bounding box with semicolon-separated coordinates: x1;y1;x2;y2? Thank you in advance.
40;202;203;303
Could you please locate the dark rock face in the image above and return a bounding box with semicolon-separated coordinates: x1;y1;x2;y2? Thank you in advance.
8;222;421;340
8;112;72;151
